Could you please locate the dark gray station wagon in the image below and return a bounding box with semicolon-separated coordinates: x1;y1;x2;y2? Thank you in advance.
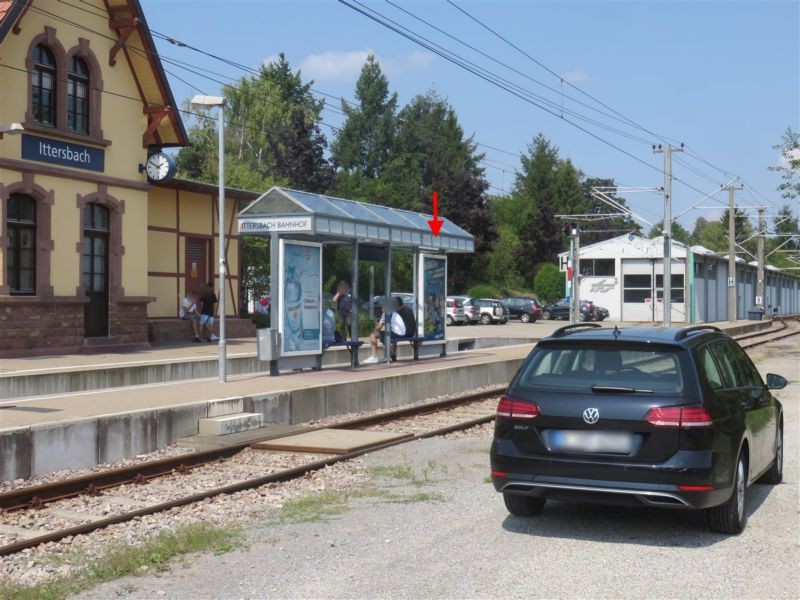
491;324;786;534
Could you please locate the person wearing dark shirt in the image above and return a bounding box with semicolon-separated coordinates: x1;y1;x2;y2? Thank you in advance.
332;280;353;340
199;282;219;343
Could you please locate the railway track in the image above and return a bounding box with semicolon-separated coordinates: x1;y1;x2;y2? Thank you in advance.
1;320;796;558
0;388;502;557
736;316;800;349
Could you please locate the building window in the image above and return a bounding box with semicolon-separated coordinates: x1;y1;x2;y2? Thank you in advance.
67;56;89;133
581;259;615;277
82;204;109;293
623;274;651;303
6;194;37;294
32;44;56;126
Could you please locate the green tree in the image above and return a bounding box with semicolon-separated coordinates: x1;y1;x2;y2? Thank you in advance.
268;106;334;193
534;263;565;304
176;53;323;189
578;177;640;245
648;220;692;245
767;204;800;269
696;221;728;252
690;216;710;245
513;134;562;281
720;208;756;256
487;225;523;290
331;54;397;179
768;127;800;200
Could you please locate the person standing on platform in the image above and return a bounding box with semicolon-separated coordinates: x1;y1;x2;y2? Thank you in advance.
199;282;219;343
332;280;353;341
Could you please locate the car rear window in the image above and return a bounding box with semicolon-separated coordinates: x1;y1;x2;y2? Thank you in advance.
513;344;688;394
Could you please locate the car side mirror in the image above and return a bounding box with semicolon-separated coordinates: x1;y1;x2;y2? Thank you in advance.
766;373;788;390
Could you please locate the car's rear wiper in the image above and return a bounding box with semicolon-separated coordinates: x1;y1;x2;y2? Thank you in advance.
591;385;653;394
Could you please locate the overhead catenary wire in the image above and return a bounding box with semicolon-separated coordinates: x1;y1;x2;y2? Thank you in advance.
47;0;778;209
58;0;728;197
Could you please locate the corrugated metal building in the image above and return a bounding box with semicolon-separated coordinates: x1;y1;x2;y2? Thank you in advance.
558;234;799;323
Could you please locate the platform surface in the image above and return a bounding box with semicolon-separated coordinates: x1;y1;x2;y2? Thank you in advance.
0;343;532;430
0;319;770;431
252;428;412;454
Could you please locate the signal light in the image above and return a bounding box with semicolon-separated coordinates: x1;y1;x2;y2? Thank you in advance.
644;406;712;428
497;395;540;419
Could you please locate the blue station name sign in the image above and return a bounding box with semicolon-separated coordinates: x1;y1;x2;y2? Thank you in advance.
21;134;105;172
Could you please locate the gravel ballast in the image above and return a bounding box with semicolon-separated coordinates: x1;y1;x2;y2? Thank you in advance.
77;345;798;599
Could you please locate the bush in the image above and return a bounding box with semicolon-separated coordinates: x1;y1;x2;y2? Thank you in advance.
250;311;270;329
467;283;499;299
358;311;377;337
534;264;565;304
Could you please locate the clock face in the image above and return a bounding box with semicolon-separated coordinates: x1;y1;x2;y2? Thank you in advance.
145;152;174;182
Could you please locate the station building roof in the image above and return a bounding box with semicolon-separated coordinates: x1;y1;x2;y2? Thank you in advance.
238;187;475;254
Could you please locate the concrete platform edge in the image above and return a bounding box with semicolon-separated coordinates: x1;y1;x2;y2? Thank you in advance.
0;352;524;481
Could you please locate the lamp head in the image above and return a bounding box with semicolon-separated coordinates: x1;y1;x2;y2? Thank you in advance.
190;95;225;108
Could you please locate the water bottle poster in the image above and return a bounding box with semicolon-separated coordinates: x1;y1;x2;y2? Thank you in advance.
279;240;322;355
422;255;446;341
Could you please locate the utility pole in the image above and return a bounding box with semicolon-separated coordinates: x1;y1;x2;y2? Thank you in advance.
757;207;766;314
574;227;581;323
652;143;683;327
568;231;575;324
722;183;744;322
564;222;580;324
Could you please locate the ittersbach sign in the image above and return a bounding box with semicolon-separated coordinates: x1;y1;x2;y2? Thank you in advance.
21;134;105;172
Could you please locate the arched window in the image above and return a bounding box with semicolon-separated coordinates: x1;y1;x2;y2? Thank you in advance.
6;194;37;294
31;44;56;126
67;56;89;133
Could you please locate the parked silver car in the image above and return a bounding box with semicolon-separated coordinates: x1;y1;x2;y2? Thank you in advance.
450;295;480;324
445;296;468;326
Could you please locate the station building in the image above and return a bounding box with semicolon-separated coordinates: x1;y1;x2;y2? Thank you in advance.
559;234;800;323
0;0;256;357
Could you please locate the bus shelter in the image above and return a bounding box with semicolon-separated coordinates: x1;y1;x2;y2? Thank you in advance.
237;186;475;374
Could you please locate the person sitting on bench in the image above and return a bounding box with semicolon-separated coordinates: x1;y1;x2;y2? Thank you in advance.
363;297;415;363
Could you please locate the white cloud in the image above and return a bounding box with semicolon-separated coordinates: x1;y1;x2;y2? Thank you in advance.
561;68;588;84
289;49;433;82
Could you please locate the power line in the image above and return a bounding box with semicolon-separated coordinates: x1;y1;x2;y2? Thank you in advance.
338;1;696;185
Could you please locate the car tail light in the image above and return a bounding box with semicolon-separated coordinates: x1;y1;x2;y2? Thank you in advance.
496;395;540;419
678;485;713;491
644;405;712;428
491;470;508;477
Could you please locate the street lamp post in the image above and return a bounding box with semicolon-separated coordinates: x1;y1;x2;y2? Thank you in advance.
191;96;227;383
0;122;24;140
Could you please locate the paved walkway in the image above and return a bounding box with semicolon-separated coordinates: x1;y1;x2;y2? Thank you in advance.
0;319;757;376
0;343;531;430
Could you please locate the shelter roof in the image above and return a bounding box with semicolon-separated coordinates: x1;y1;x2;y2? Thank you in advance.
238;187;475;253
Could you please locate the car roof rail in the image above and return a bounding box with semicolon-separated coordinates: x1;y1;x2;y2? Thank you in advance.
551;323;602;337
674;325;722;341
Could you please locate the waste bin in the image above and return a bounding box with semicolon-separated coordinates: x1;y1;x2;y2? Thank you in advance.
747;310;764;321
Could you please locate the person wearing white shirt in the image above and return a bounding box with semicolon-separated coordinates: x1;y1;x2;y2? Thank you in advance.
363;299;406;363
179;290;202;342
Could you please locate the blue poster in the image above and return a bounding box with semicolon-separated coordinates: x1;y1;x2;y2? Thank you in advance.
280;241;321;355
422;256;446;341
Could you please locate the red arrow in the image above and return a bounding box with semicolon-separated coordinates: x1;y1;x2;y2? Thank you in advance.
427;191;443;236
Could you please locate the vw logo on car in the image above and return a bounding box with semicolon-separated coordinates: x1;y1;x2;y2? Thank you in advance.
582;407;600;424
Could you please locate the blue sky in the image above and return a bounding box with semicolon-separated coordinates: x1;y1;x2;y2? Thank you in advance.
143;0;799;229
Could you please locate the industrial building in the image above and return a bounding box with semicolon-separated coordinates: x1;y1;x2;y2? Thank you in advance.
559;234;800;323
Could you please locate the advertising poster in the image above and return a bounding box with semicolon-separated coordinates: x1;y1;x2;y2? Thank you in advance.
279;240;322;355
421;255;446;341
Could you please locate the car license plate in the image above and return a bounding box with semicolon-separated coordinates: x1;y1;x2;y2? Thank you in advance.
549;430;632;454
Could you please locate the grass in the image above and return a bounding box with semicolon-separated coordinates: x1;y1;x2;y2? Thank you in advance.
368;461;443;488
277;490;351;523
0;523;241;600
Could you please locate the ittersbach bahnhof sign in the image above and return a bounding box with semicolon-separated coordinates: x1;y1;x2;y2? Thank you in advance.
21;134;105;173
